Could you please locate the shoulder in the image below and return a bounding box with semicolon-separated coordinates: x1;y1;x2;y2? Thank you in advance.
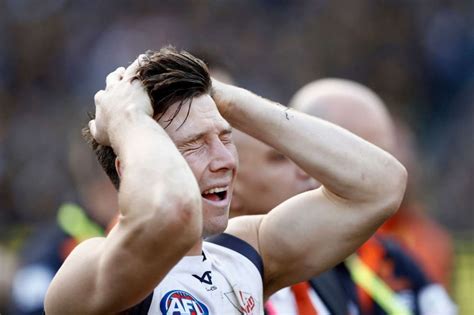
206;232;264;281
223;215;264;252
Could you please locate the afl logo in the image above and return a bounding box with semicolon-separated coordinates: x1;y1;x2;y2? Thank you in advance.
160;290;209;315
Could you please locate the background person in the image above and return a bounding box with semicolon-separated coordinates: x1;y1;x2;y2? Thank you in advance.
291;78;457;315
8;131;118;315
291;78;454;288
231;124;452;315
231;129;355;314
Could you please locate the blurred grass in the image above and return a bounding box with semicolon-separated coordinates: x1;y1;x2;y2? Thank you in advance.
454;237;474;315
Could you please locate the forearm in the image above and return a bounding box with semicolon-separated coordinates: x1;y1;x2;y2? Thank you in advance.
111;110;201;220
88;111;203;312
219;84;405;203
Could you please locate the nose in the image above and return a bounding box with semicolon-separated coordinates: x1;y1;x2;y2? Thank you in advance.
209;138;237;172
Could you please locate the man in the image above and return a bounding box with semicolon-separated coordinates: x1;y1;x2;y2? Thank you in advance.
44;47;406;314
290;78;456;315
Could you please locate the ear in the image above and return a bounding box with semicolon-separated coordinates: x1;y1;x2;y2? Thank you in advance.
115;157;122;179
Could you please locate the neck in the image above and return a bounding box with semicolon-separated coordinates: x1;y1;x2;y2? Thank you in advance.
185;238;204;256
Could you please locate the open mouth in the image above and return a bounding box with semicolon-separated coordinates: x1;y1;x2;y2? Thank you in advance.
201;187;228;202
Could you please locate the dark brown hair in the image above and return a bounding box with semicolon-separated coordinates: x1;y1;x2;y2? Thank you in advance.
82;46;211;189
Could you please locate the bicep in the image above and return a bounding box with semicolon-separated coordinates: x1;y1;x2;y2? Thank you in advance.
45;238;104;315
45;217;191;314
45;232;155;314
258;188;384;295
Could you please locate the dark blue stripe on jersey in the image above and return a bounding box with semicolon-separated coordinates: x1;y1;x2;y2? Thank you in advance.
206;233;264;281
122;291;154;315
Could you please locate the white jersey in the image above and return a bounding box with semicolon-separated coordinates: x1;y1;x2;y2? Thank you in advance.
124;233;264;315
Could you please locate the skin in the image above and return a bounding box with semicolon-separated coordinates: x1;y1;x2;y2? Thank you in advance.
290;78;395;152
45;58;407;315
291;79;454;288
230;76;395;216
214;79;406;296
231;130;317;217
157;94;238;237
226;78;400;311
45;60;204;315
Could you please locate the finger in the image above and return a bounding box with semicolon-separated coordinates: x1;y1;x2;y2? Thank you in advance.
123;54;147;80
94;90;105;105
106;67;126;87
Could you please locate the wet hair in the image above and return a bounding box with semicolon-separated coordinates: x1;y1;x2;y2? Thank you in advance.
82;46;211;189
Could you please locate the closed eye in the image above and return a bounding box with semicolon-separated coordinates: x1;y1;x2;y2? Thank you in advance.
219;129;233;144
267;150;288;162
178;140;204;154
220;134;232;144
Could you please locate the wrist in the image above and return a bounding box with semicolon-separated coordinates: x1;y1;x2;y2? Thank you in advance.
212;81;244;122
108;106;154;149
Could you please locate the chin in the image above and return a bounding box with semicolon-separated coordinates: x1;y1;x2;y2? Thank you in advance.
202;215;229;238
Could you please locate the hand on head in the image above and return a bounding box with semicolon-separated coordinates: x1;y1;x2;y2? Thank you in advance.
210;77;234;119
88;55;153;146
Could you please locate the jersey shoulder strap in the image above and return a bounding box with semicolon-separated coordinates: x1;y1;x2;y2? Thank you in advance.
206;233;264;280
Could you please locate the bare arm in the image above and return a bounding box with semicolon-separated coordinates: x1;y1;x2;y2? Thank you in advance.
215;80;407;296
45;60;202;314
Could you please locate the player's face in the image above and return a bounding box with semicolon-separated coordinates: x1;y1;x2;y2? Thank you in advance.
231;131;317;216
159;94;238;237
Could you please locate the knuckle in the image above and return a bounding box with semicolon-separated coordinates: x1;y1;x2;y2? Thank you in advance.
94;90;104;103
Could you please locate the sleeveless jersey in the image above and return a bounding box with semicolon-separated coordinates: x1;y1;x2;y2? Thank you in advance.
125;233;264;315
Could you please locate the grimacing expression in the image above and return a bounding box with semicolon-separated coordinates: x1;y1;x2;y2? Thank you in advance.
159;94;238;237
232;131;317;216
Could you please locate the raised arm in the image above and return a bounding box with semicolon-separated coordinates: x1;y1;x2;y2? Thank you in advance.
44;60;202;314
213;80;407;296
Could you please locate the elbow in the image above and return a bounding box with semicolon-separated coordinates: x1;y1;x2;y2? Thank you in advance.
121;184;203;252
153;188;203;245
375;159;408;218
388;160;408;214
170;195;203;241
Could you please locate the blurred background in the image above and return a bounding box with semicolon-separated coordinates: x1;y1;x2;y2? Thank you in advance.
0;0;472;314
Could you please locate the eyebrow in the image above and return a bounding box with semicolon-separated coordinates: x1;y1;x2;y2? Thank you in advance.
180;125;233;145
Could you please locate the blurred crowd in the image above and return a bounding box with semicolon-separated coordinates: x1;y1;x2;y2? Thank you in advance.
0;0;473;314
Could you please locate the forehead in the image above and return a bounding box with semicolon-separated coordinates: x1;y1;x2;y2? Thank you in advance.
158;94;231;143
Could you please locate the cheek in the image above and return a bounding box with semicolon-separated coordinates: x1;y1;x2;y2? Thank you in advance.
257;165;299;196
245;169;279;195
183;154;208;182
227;143;239;170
